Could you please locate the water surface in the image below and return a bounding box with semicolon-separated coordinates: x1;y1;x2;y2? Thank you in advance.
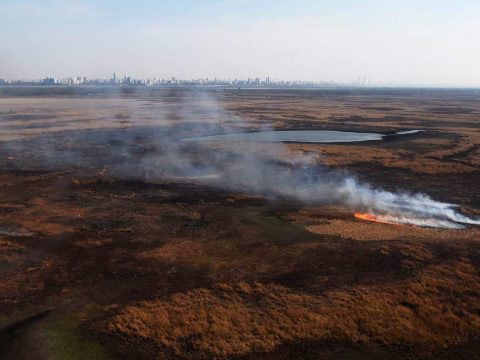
184;130;417;143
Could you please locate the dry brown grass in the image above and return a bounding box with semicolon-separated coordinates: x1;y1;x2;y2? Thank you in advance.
105;259;480;358
2;89;480;358
288;143;478;174
139;239;205;263
0;237;25;264
285;206;480;241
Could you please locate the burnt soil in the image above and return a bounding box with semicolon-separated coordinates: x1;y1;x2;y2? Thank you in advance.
0;87;479;360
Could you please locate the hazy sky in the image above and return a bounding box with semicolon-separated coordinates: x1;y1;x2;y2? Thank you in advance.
1;0;480;86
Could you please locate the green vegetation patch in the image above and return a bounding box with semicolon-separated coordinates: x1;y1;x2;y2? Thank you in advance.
238;209;314;246
44;316;109;360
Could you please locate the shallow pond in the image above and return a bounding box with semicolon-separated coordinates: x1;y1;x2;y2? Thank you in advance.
184;130;419;143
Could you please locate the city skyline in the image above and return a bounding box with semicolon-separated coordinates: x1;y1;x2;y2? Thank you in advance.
1;0;480;87
1;73;465;89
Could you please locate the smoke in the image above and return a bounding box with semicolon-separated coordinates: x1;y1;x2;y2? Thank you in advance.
1;88;479;229
141;91;480;230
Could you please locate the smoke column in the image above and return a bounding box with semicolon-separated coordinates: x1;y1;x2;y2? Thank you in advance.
1;88;478;229
143;91;480;230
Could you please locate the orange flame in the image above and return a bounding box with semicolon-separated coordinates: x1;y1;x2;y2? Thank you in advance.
354;212;398;225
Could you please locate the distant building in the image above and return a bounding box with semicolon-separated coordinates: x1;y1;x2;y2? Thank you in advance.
42;77;57;85
73;76;84;85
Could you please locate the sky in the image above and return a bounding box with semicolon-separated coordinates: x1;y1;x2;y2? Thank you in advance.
1;0;480;86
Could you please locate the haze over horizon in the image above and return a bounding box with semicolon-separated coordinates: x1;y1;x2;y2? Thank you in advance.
1;0;480;87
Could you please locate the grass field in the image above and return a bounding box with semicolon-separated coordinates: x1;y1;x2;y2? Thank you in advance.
0;87;479;359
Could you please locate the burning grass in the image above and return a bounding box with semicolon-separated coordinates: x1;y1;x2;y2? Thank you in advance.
286;207;480;241
354;212;398;225
353;212;469;229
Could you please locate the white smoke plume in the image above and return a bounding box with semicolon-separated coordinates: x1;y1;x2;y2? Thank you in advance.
142;91;480;230
1;88;479;229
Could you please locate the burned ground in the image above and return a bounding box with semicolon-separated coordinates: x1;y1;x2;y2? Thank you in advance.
0;87;479;359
